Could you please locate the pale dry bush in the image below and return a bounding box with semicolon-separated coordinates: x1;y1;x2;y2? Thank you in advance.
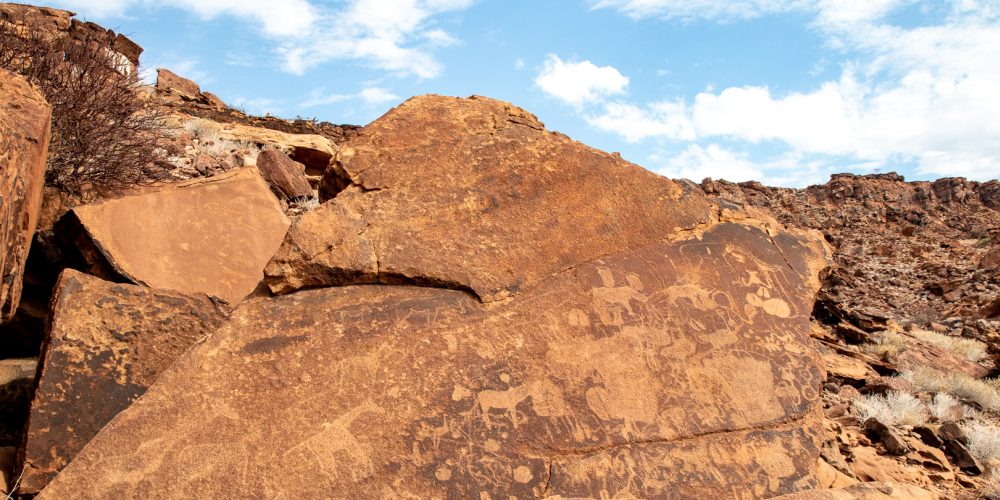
854;391;927;427
986;468;1000;500
861;331;909;360
928;393;962;422
184;118;222;139
903;367;1000;411
910;328;988;363
185;119;261;163
963;421;1000;465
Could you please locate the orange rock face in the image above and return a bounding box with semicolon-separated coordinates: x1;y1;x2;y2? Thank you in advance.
0;68;51;322
63;168;290;305
16;269;228;494
39;95;831;498
267;95;713;301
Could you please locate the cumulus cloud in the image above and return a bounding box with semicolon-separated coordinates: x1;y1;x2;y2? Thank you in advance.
591;0;811;21
586;101;694;142
587;0;1000;182
655;144;766;182
32;0;469;78
535;55;629;107
300;86;400;108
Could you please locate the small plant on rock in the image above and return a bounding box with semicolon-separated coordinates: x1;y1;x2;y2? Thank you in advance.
962;421;1000;465
854;391;927;427
903;367;1000;411
910;328;988;363
861;330;908;360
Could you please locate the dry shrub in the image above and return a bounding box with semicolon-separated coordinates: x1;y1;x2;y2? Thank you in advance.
903;367;1000;411
185;118;261;163
853;391;927;427
0;18;167;196
861;330;908;360
928;393;964;422
987;468;1000;500
963;421;1000;465
910;328;988;363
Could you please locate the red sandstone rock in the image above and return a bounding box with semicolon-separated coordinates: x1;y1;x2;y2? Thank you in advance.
61;168;290;305
0;68;51;322
16;269;227;494
38;95;831;499
255;149;313;200
155;67;200;97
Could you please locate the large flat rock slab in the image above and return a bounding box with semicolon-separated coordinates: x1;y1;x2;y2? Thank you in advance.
265;94;714;301
64;168;290;304
17;269;227;494
0;68;51;322
40;221;828;498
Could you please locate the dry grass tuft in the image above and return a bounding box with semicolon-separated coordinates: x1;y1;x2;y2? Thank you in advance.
861;331;909;360
963;421;1000;465
910;328;988;363
928;393;963;422
854;391;927;427
986;468;1000;500
903;367;1000;411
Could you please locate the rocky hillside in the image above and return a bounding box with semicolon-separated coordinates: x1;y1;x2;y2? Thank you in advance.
2;3;1000;499
701;174;1000;498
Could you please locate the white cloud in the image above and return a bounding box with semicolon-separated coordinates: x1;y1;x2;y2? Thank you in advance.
33;0;469;78
31;0;317;36
300;86;400;108
586;101;694;142
277;0;472;77
232;97;283;116
592;0;811;21
655;144;766;182
535;55;629;107
359;86;400;104
587;0;1000;182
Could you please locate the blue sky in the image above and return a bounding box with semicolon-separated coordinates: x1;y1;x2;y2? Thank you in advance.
24;0;1000;186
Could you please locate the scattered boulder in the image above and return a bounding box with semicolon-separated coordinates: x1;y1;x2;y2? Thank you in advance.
0;358;35;447
57;168;290;305
16;269;228;494
155;68;200;97
0;68;51;323
0;445;15;496
38;96;831;499
255;149;313;200
863;418;909;456
942;440;982;475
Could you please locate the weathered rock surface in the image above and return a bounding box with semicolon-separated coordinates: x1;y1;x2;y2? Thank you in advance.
0;68;51;322
155;67;201;98
255;149;313;200
267;95;714;300
59;168;290;305
0;3;142;70
17;269;227;494
771;481;938;499
217;122;336;174
40;95;831;499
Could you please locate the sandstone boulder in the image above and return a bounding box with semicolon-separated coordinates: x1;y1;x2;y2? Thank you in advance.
59;168;290;305
0;68;51;322
40;95;831;498
217;122;336;174
41;221;827;498
267;95;714;300
17;269;227;494
255;149;313;200
155;67;200;97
